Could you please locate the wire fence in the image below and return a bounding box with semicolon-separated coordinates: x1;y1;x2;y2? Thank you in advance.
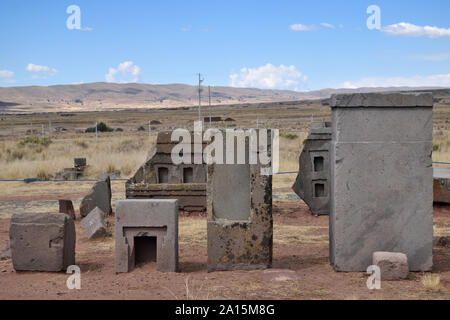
0;161;448;182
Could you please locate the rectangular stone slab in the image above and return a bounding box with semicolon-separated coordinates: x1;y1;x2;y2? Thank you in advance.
329;93;433;272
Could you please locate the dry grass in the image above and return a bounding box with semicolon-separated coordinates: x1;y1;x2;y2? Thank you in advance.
0;135;155;179
422;274;442;292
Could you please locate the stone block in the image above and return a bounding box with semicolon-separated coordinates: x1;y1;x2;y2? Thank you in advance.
59;199;76;220
10;213;75;271
329;92;433;272
433;167;450;204
115;199;178;273
80;207;107;239
80;174;112;217
373;251;409;280
292;122;331;215
207;128;273;272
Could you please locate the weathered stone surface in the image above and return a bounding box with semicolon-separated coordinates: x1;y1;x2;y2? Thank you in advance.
433;167;450;204
80;174;112;217
115;199;178;273
330;92;433;108
293;122;331;215
373;252;409;280
59;199;76;220
80;207;107;239
10;213;75;271
207;129;273;272
0;241;11;261
329;92;433;272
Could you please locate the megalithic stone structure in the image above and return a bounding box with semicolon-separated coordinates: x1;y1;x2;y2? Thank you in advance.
329;92;434;272
292;122;332;215
207;128;273;272
126;131;207;212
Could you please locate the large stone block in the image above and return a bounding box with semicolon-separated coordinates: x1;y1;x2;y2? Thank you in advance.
293;122;331;215
329;92;433;272
80;174;112;217
115;199;178;273
207;128;273;272
10;213;75;271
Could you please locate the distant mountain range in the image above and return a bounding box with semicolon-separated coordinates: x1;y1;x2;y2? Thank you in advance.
0;82;448;113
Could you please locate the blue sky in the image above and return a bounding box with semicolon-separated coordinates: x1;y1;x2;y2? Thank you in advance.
0;0;449;91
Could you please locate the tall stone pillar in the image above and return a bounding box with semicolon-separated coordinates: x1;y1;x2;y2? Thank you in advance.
329;92;433;271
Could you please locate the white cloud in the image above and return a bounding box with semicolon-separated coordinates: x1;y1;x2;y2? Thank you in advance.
415;53;450;62
341;73;450;89
105;61;142;83
26;63;58;75
0;70;15;83
230;63;308;91
381;22;450;38
180;25;192;32
290;24;316;31
320;22;335;29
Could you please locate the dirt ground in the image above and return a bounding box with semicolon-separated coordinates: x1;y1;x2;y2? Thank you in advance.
0;196;449;300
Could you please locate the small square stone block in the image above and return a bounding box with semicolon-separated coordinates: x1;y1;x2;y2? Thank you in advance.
373;251;409;280
80;207;107;239
10;213;75;272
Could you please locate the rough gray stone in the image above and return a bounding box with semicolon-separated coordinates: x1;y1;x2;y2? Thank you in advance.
330;92;433;108
329;92;433;272
0;240;11;261
293;122;331;215
80;207;107;239
115;199;178;273
80;174;112;217
373;252;409;280
207;129;273;272
10;213;75;271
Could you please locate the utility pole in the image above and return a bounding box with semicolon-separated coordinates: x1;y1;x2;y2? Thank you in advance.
198;73;204;123
49;119;52;137
148;120;151;136
208;85;212;127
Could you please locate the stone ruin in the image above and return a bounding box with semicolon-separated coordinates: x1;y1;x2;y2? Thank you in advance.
9;212;75;272
329;92;433;272
56;158;87;180
115;199;178;273
80;173;112;217
126;131;207;212
433;167;450;204
292;122;332;215
207;129;273;272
